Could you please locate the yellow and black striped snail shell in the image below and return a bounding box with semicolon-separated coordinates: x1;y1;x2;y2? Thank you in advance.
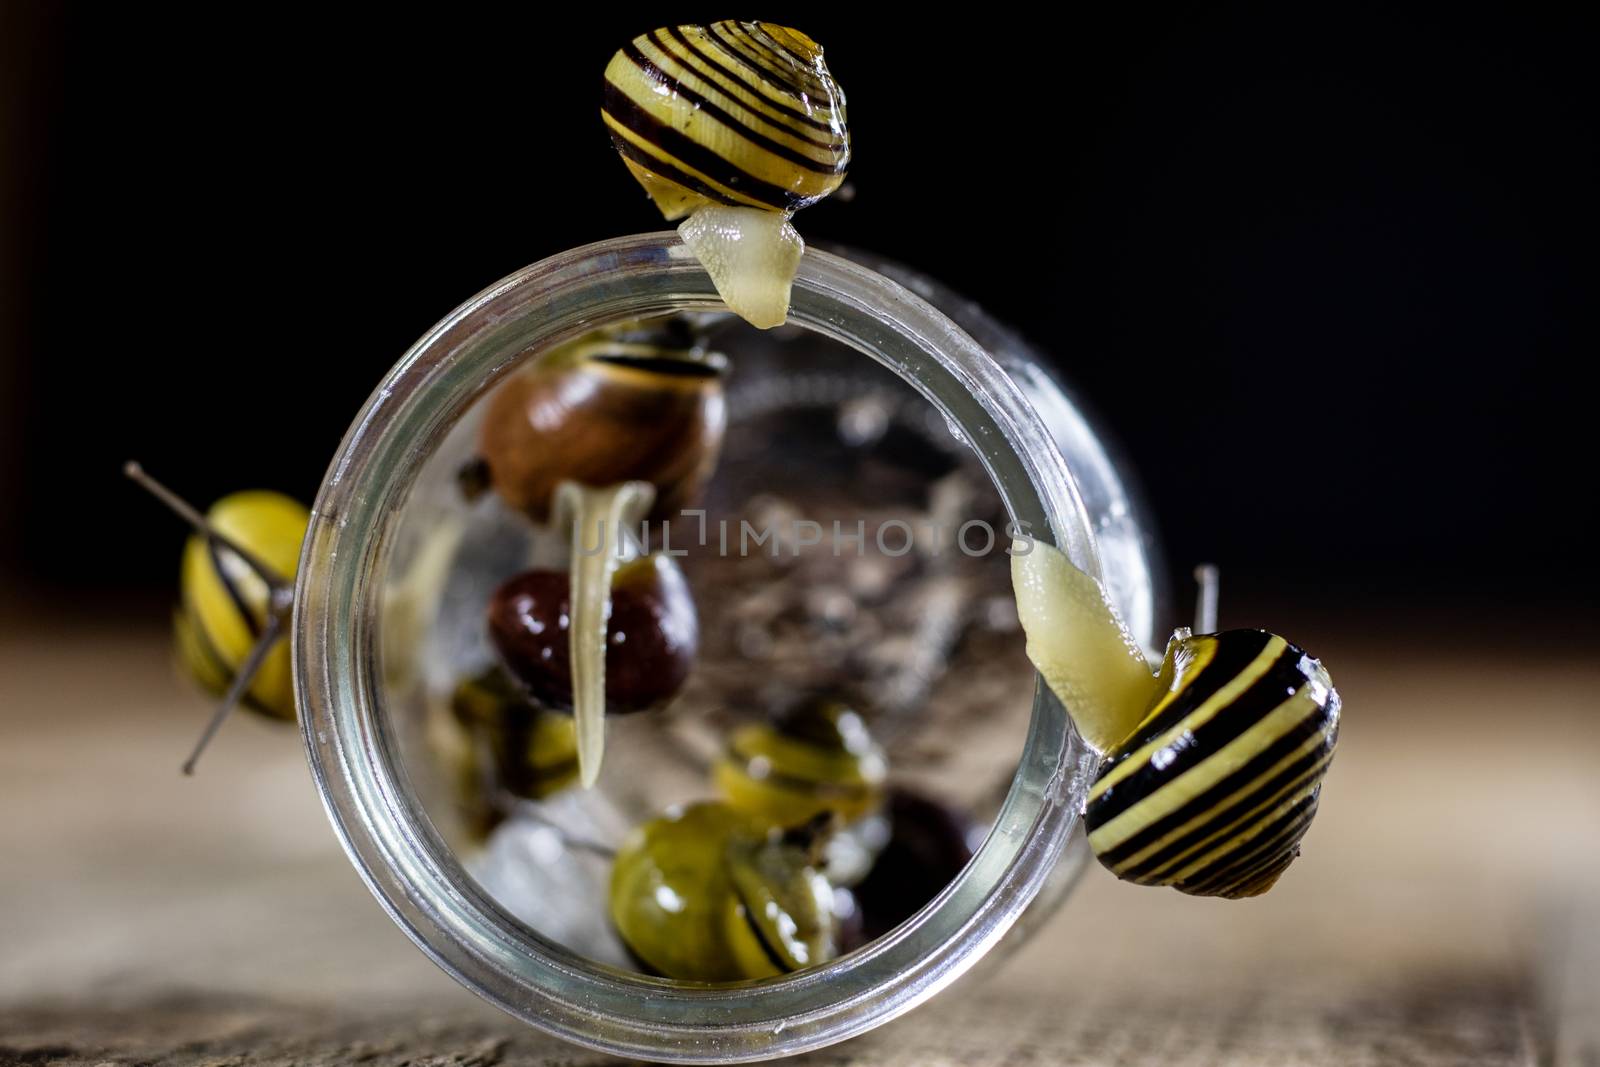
451;668;580;800
601;22;850;329
1085;629;1340;899
173;490;308;721
601;21;849;220
609;801;838;981
1013;545;1340;897
714;698;888;828
436;667;580;842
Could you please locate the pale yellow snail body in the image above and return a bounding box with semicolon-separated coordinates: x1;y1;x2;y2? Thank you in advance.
602;21;850;328
477;325;726;787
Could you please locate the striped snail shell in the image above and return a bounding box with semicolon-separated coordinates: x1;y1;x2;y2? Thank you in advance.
432;667;580;843
451;667;580;800
602;21;849;219
609;801;838;981
476;324;728;524
714;698;888;828
1085;629;1341;899
602;22;850;329
173;490;308;721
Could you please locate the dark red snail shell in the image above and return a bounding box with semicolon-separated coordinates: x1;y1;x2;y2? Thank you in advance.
486;553;697;715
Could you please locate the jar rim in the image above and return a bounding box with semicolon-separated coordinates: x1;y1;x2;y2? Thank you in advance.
294;233;1100;1062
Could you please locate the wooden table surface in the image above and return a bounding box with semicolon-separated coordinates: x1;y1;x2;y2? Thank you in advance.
2;616;1597;1066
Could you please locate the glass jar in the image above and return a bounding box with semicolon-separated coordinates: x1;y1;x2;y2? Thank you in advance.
295;233;1162;1061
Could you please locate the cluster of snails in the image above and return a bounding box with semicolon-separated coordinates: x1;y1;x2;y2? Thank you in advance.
602;14;1340;897
444;674;976;982
126;24;1342;997
131;324;1339;909
432;317;979;979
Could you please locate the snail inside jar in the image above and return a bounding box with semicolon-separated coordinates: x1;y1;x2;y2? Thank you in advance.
374;293;1139;975
377;299;1335;1002
278;222;1341;1057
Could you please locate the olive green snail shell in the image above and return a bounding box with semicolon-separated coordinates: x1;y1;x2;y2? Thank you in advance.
1086;629;1341;899
601;21;849;220
609;802;837;982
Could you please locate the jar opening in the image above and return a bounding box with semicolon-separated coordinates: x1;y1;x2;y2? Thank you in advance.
297;235;1103;1061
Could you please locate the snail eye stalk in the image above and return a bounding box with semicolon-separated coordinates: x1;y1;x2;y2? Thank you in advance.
178;613;285;775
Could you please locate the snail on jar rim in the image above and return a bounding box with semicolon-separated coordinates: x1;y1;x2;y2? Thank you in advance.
1084;625;1339;898
1014;552;1341;898
602;21;850;329
126;463;306;775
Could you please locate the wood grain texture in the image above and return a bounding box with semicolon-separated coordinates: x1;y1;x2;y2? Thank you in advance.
2;619;1596;1065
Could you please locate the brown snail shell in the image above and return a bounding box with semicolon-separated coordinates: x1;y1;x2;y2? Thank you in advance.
478;331;727;523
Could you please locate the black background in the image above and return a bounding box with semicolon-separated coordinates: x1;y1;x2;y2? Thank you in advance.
4;2;1595;628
